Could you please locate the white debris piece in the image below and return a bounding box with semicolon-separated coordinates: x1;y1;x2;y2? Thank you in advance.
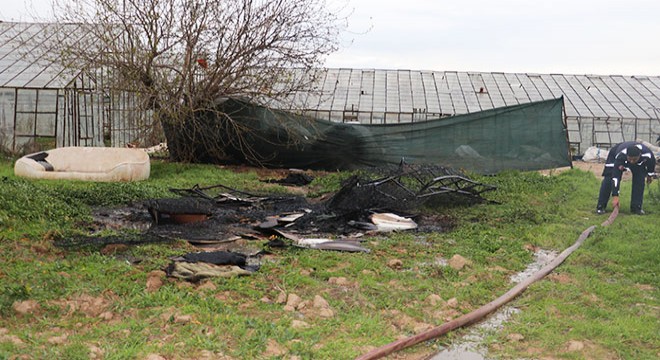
370;213;417;232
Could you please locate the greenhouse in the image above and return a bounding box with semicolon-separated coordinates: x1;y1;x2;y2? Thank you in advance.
1;21;659;158
0;22;150;154
287;68;660;156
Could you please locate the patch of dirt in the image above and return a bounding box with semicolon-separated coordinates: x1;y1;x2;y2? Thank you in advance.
547;273;574;284
220;164;329;178
538;161;604;178
49;293;116;318
571;161;606;177
539;161;634;181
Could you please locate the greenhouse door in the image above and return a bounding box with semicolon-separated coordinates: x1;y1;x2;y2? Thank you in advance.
62;88;104;147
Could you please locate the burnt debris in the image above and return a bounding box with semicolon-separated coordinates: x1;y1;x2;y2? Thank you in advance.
327;163;497;214
57;165;494;255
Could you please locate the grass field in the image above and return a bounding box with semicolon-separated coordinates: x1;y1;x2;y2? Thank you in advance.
0;156;658;359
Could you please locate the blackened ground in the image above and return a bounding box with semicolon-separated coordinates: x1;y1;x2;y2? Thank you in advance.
55;164;491;249
57;196;457;250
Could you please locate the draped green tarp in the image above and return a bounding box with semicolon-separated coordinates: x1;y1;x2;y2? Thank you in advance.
171;97;570;174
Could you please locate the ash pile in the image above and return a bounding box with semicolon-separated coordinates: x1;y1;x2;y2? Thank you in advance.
62;164;495;253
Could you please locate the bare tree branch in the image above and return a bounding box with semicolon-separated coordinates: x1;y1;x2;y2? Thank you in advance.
47;0;347;163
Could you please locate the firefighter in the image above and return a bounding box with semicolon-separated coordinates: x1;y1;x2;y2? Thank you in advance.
596;141;656;215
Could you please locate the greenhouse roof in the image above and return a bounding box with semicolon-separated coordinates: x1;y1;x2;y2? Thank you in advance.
294;69;660;122
0;22;81;89
1;22;659;122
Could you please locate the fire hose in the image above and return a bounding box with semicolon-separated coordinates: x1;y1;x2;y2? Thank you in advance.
356;204;620;360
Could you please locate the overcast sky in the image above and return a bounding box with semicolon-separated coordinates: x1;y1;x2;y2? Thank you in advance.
2;0;659;76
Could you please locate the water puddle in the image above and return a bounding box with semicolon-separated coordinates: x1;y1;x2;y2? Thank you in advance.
428;249;558;360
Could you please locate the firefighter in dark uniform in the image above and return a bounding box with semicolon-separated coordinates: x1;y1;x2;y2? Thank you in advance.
596;141;656;215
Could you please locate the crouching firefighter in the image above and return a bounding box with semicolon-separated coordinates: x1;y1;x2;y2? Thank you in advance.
596;141;656;215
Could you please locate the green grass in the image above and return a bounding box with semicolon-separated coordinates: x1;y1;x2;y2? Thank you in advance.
0;156;658;359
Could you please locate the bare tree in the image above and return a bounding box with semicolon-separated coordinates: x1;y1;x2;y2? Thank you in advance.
49;0;347;163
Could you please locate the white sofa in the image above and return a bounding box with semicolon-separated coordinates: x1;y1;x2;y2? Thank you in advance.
14;147;151;182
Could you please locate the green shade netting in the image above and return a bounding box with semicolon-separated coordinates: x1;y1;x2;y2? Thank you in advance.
170;97;570;174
